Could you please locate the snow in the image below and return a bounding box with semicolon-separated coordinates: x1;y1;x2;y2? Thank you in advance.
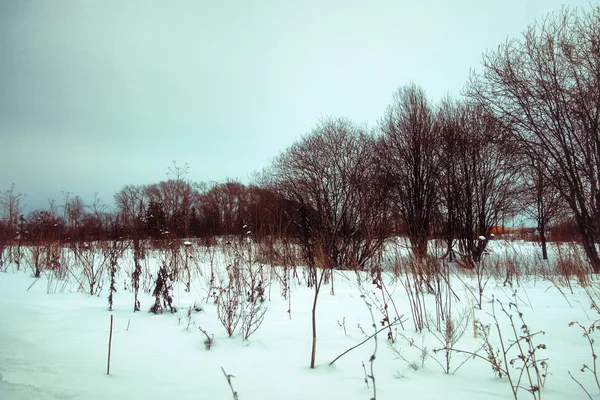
1;240;599;399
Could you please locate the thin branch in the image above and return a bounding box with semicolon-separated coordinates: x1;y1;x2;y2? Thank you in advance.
221;367;239;400
569;371;593;400
329;319;401;366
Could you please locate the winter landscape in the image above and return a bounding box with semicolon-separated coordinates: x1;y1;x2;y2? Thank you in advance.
1;238;600;400
2;1;600;399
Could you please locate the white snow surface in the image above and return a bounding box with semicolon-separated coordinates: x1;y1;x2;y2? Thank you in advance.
0;240;599;399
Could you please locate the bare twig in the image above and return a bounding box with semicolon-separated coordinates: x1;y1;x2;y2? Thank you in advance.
362;361;369;388
199;326;214;350
363;295;377;400
221;367;239;400
329;319;402;366
569;371;593;400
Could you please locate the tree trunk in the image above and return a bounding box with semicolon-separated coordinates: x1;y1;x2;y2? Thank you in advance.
580;230;600;274
571;212;600;273
310;267;324;369
539;225;548;260
330;267;335;295
310;273;318;368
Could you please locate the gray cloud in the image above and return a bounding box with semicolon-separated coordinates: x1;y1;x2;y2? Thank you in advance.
0;0;589;210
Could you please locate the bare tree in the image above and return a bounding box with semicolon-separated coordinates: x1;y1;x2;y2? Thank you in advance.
65;195;85;237
435;102;518;265
0;184;24;233
468;5;600;271
519;154;568;260
115;184;148;310
145;178;195;237
197;180;249;236
264;117;388;368
436;97;462;261
455;103;518;264
0;184;25;263
219;180;247;235
115;184;148;234
377;83;440;261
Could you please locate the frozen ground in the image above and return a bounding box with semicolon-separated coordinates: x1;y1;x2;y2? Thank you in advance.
1;240;599;399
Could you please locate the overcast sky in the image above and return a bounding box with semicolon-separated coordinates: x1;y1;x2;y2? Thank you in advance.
0;0;592;212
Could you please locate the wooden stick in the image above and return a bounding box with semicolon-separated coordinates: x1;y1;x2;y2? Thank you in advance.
107;314;114;375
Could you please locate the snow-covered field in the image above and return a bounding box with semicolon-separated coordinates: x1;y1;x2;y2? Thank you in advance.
1;240;599;399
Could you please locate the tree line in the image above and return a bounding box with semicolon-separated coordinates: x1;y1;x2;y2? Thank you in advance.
1;6;598;271
0;178;300;242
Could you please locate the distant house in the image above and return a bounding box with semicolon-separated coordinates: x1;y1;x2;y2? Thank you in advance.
490;226;536;238
490;226;504;235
